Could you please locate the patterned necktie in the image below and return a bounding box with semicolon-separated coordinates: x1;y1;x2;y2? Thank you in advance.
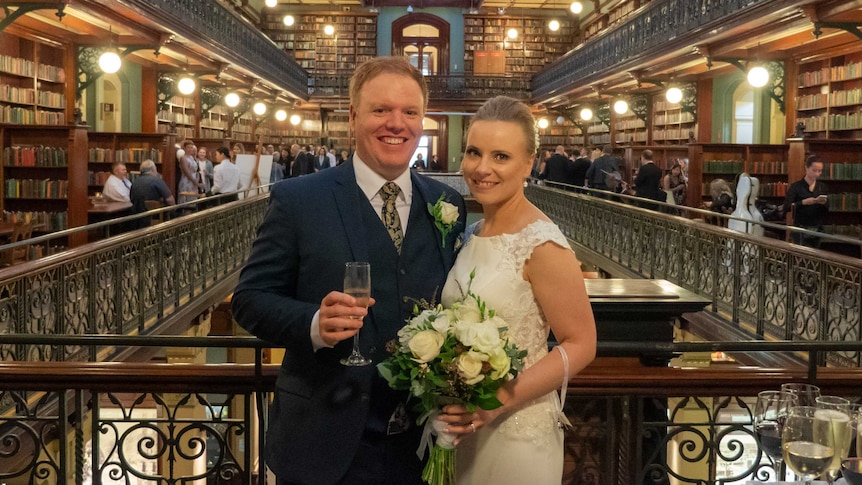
380;182;403;253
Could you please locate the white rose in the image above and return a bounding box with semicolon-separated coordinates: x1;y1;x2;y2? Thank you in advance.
430;313;452;334
439;201;459;225
408;330;445;363
452;299;482;325
487;315;507;330
457;352;486;385
471;320;502;353
488;346;511;380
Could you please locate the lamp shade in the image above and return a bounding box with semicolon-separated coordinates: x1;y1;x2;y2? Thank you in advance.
613;99;629;114
666;87;683;104
579;107;593;121
265;0;277;6
507;28;518;40
275;109;287;121
748;66;769;88
253;102;267;116
324;24;335;36
98;50;122;74
283;14;295;26
537;118;549;129
224;92;240;108
548;20;560;32
570;1;583;14
177;77;196;95
289;114;302;126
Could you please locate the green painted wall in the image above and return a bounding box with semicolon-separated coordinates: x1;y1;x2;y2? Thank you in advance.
447;114;463;172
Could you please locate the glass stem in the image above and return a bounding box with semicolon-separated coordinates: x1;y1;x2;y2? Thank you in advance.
773;458;783;481
351;334;361;355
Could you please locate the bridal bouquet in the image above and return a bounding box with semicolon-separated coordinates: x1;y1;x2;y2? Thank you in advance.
377;270;526;485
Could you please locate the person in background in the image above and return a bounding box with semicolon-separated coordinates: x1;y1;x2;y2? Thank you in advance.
232;56;466;485
428;153;442;172
631;150;665;209
178;139;202;205
784;154;829;247
231;143;245;162
196;146;214;195
130;160;175;228
707;179;735;220
539;145;572;187
571;148;592;188
208;146;241;203
412;152;426;170
314;146;332;171
585;145;619;192
102;161;131;203
662;161;687;206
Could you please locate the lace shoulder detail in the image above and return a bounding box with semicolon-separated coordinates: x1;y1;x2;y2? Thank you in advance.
510;220;571;274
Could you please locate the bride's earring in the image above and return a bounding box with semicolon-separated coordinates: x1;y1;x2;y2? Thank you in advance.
523;179;529;188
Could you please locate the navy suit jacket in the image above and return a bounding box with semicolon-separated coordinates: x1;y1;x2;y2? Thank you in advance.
232;161;466;484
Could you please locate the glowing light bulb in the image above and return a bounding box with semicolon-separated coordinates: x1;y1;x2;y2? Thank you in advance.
537;118;549;129
613;99;629;114
225;92;240;108
253;102;267;116
177;77;196;95
98;50;122;74
283;14;295;26
548;20;560;32
324;25;335;36
580;108;593;121
666;87;683;104
275;109;287;121
748;66;769;88
507;28;518;40
570;1;583;14
289;114;301;126
265;0;277;6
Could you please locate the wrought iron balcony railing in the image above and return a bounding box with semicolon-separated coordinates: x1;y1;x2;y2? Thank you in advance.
0;335;861;484
124;0;308;97
309;71;532;102
531;0;773;102
526;183;862;368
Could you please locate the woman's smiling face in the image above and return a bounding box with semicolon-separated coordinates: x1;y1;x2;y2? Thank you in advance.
461;120;533;207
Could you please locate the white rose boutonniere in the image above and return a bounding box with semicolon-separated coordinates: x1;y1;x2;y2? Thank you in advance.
428;193;459;248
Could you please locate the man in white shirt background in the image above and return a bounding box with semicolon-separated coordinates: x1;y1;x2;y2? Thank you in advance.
102;161;131;203
208;146;241;203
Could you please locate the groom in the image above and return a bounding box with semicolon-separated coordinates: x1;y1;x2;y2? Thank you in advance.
232;56;466;485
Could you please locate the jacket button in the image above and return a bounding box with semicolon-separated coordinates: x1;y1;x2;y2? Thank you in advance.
399;268;407;275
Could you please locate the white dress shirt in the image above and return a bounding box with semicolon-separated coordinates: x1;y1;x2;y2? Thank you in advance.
211;159;241;194
311;156;414;350
103;174;131;203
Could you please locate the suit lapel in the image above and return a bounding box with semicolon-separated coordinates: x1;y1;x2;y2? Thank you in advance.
332;162;370;264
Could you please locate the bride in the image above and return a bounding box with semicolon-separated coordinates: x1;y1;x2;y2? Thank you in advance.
439;96;597;484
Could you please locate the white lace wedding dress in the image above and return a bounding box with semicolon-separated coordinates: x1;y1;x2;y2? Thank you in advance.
441;219;570;485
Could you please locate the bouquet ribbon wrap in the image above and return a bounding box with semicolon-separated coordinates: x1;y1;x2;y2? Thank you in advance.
417;410;457;459
416;410;459;485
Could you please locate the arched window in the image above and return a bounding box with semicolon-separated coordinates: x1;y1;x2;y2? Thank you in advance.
392;14;450;76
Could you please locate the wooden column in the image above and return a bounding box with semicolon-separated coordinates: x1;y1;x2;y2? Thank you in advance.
696;78;712;144
141;67;158;133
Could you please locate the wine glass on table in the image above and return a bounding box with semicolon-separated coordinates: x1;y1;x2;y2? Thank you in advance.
782;405;836;485
340;262;372;367
781;382;822;406
755;390;799;480
815;396;852;484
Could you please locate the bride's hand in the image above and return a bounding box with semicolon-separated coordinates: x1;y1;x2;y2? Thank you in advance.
438;404;503;445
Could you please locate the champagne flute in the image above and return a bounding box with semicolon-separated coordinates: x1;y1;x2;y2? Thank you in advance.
781;382;822;406
815;396;852;484
782;405;836;485
340;262;372;367
755;390;799;480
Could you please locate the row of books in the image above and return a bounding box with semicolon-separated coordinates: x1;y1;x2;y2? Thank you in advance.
0;84;35;105
758;182;789;197
822;163;862;180
0;54;65;82
2;210;68;231
827;193;862;212
3;146;68;167
4;178;68;199
653;112;696;125
0;106;65;125
748;161;788;174
703;159;745;174
87;148;163;164
89;171;111;186
798;62;862;87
